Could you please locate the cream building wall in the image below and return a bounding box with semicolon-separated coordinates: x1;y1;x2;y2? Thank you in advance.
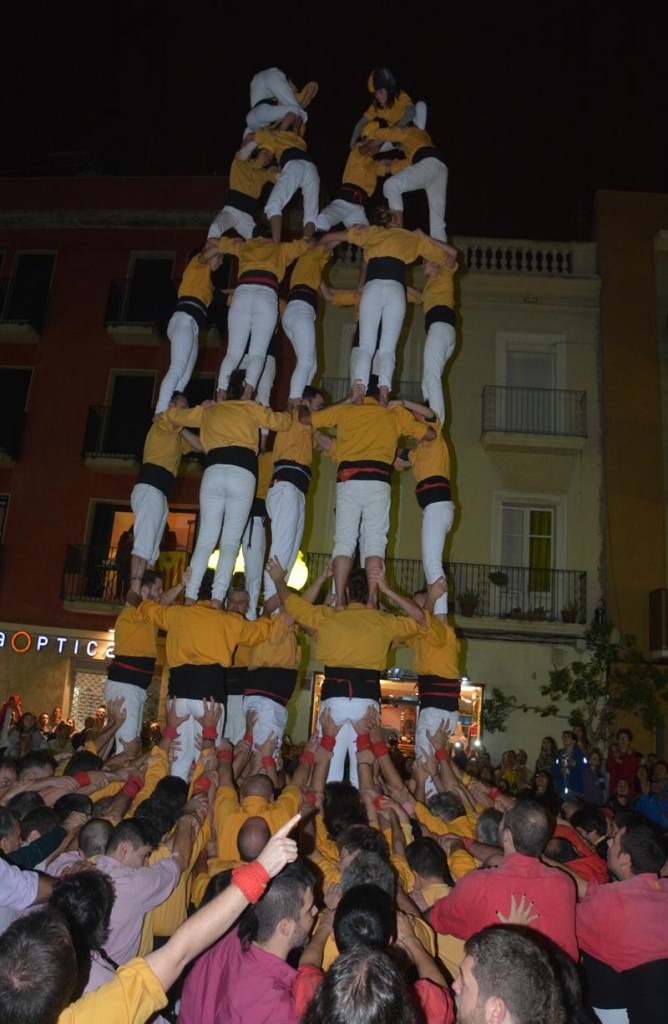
294;237;604;763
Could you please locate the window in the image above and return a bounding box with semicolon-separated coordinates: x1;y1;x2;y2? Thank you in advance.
125;253;175;327
0;367;32;459
2;253;55;333
492;493;566;615
184;374;216;408
0;495;9;544
492;333;567;433
105;372;156;458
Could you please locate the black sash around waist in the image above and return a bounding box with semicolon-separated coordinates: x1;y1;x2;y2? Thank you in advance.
175;296;208;327
287;283;319;313
416;475;452;508
417;674;461;711
225;189;259;217
168;663;226;702
322;666;381;701
205;446;258;477
107;654;156;690
271;459;312;494
425;304;456;330
366;256;406;285
136;462;176;500
413;146;445;165
244;668;298;706
337;182;369;205
252;97;278;110
225;665;249;697
279;147;315;168
337;460;392;484
237;269;279;293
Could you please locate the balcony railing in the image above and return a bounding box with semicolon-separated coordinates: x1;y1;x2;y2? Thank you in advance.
83;406;153;460
0;277;50;334
62;545;128;604
0;410;27;461
104;278;177;335
481;386;587;437
458;238;597;277
304;552;587;624
318;377;425;403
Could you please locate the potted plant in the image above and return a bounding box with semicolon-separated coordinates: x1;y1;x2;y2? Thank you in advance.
459;589;479;616
561;599;579;624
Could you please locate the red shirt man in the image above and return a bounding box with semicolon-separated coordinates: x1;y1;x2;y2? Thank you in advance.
606;728;640;794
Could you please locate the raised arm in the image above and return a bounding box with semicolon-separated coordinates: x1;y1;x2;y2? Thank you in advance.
371;565;427;627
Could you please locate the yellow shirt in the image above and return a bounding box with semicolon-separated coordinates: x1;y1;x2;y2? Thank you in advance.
363;89;414;126
410;612;460;678
347;225;446;267
112;605;158;660
272;407;315;467
254;129;308;161
421;881;466;977
218;236;309;284
339;146;383;195
288;244;330;291
364;124;440;165
414;802;475;840
137;602;272;669
141;417;190;476
311;398;429;465
422;263;457;312
57;958;166;1024
229;152;275;198
191;856;238;908
409;418;451;482
248;613;300;671
284;596;421;670
139;820;211;951
166;400;291;454
331;289;361;319
177;254;213;305
257;450;275;499
214;784;301;860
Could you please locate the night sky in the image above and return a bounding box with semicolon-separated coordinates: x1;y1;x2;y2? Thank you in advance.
5;2;666;239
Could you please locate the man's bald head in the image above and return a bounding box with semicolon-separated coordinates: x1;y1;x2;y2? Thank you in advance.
240;774;274;802
237;817;271;861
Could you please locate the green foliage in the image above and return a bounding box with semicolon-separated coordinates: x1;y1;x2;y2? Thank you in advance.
481;620;668;744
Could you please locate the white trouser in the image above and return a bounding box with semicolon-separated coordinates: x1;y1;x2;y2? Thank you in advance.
241;514;266;619
246;68;307;131
356;280;406;389
224;694;245;744
421;501;455;615
414;100;428;130
315;199;368;231
155;312;200;414
264;161;320;227
282;300;317;398
383;157;448;241
350;341;380;383
187;465;256;602
319;697;379;788
415;706;460;763
207;206;255;241
243;695;288;766
170;697;225;781
422;321;456;425
104;680;148;744
130;484;168;565
218;285;278;391
334;480;390;560
592;1011;629;1024
264;482;305;601
236;351;276;408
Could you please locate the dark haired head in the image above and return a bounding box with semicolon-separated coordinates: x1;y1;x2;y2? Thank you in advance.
322;782;368;841
339;824;390;862
0;807;19;849
570;806;607;840
238;860;314;945
252;222;272;239
334;884;394;952
78;818;113;858
63;751;103;777
20;806;57;842
7;790;45;820
347;570;369;606
406;837;452;885
49;869;115;957
302;385;325;406
475;808;503;847
105;817;156;857
340;852;395;899
237;817;271;862
503;799;552;857
302;947;421;1024
618;819;666;875
227;368;248;401
53;793;93;823
141;569;163;591
371;68;398;103
0;910;77;1024
16;751;56;781
428;791;466;824
201;869;233;907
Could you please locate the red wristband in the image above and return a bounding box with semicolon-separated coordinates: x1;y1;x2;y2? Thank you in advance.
320;734;336;752
162;725;179;739
243;732;253;745
73;771;91;787
261;756;275;768
232;860;271;904
489;787;501;799
122;776;143;798
217;749;233;762
356;734;372;751
304;791;317;805
373;795;385;810
299;750;316;765
373;741;389;759
435;747;449;763
193;775;212;793
202;726;217;741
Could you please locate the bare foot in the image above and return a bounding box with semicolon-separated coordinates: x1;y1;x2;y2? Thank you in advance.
352;380;365;405
378;387;389;407
216;389;226;402
210;598;223;611
184;597;195;606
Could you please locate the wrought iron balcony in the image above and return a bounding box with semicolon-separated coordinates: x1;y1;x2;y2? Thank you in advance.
482;386;587;438
83;406;153;461
0;276;50;334
104;278;177;335
62;544;127;605
304;552;587;625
